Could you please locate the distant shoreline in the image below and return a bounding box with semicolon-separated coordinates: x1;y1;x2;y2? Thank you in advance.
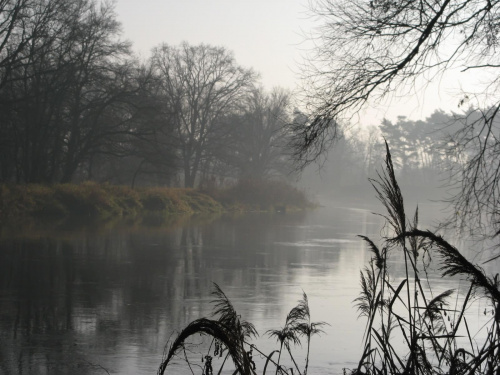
0;181;314;223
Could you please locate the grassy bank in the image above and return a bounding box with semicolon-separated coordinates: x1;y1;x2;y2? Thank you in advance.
0;180;312;222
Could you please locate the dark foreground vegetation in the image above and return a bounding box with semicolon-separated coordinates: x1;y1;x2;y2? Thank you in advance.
159;146;500;375
0;179;312;222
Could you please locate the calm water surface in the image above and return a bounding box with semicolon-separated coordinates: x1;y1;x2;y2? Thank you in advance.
0;201;496;374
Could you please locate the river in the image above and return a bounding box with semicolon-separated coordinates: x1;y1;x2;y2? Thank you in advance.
0;200;497;374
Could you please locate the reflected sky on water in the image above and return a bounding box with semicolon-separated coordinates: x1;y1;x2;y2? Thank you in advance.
0;201;496;374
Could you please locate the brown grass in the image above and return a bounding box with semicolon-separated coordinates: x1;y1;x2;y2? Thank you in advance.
0;183;223;221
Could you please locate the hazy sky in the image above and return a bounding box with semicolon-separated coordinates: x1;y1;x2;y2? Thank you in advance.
114;0;311;91
114;0;485;126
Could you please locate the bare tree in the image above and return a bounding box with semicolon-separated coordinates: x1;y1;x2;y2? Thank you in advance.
364;125;383;177
79;63;179;186
444;107;500;239
296;0;500;240
227;87;294;180
0;0;31;87
151;42;256;188
0;0;148;183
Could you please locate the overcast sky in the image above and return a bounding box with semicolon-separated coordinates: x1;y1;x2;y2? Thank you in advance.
114;0;311;92
114;0;484;126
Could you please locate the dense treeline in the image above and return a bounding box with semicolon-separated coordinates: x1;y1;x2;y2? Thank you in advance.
302;109;470;199
0;0;297;187
1;0;487;205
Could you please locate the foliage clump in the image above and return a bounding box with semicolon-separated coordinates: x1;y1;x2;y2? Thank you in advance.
209;179;313;212
53;182;123;217
138;187;223;214
138;188;190;212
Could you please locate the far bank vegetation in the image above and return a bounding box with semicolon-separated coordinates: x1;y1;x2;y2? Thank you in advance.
0;0;315;222
0;180;312;222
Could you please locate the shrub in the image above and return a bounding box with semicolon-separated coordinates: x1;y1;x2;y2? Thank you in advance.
139;188;191;212
54;182;121;217
213;179;311;211
183;188;222;213
101;184;142;215
0;184;67;218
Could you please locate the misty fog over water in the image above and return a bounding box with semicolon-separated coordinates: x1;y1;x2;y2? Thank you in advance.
1;198;493;374
0;0;499;372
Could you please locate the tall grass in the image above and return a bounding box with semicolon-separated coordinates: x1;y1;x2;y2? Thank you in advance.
160;143;500;374
350;142;500;375
158;285;325;375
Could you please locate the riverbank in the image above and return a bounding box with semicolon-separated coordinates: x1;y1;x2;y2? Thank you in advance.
0;180;313;222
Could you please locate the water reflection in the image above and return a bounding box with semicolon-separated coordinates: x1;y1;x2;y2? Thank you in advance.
0;203;494;374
